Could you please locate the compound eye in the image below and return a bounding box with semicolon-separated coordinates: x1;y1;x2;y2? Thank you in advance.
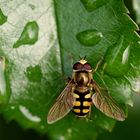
73;62;83;70
83;63;92;70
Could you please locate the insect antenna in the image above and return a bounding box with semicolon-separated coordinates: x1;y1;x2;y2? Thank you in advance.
79;55;87;60
83;56;87;60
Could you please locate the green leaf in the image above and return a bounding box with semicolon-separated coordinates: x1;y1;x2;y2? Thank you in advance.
0;8;7;25
0;0;140;140
13;21;39;48
0;56;7;103
133;0;140;25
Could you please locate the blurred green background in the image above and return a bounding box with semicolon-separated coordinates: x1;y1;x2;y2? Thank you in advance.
0;0;140;140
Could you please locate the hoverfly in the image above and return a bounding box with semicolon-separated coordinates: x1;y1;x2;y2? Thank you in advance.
47;58;125;124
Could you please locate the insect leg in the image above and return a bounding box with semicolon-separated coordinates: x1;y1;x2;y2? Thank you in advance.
92;57;103;73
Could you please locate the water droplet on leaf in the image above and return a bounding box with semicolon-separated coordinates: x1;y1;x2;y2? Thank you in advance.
19;105;41;122
0;56;6;95
25;65;42;82
81;0;108;12
122;45;130;64
0;9;7;25
76;29;103;46
104;37;130;77
13;21;39;48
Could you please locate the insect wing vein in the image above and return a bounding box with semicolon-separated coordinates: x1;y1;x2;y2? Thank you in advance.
92;82;125;121
47;80;75;124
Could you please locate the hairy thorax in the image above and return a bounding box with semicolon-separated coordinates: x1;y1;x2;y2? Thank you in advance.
73;71;92;87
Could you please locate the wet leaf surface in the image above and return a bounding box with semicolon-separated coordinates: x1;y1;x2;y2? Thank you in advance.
0;8;7;25
133;0;140;25
0;0;140;140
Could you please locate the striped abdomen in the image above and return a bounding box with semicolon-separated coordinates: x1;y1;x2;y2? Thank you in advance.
73;88;92;117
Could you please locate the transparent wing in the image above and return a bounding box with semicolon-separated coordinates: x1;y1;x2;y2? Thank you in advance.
47;80;75;124
91;81;126;121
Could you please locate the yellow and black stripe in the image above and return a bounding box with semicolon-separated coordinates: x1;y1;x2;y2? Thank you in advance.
73;89;92;117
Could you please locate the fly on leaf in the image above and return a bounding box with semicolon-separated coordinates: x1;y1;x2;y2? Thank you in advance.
47;58;126;124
